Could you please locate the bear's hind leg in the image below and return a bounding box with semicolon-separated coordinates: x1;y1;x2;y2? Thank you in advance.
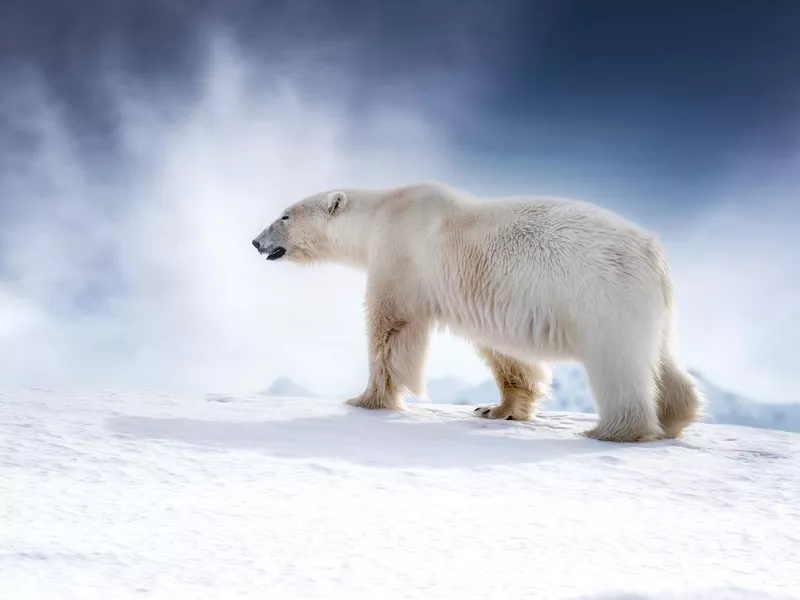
346;297;431;411
472;346;550;421
581;351;664;443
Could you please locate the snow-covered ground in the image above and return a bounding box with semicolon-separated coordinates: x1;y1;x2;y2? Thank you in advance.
3;389;799;599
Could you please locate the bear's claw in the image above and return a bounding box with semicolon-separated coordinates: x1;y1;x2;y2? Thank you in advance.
473;404;530;421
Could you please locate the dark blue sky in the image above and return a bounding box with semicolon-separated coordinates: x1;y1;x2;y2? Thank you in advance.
1;0;799;219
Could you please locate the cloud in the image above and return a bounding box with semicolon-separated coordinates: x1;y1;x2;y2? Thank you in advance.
0;35;490;395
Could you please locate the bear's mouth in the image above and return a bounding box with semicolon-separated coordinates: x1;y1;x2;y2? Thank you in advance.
265;246;287;261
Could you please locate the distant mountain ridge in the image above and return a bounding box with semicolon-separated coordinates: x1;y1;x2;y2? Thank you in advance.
262;365;800;434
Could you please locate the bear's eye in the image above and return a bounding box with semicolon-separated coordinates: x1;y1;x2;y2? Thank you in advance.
281;214;289;221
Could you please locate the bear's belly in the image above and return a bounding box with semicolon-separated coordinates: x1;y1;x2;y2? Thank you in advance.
432;300;577;362
420;246;583;360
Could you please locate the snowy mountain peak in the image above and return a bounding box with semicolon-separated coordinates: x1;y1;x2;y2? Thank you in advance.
261;377;316;398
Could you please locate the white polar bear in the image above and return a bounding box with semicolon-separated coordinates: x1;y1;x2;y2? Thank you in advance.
252;181;702;442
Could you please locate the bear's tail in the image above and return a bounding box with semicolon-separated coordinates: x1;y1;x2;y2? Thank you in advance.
653;255;704;438
655;346;704;438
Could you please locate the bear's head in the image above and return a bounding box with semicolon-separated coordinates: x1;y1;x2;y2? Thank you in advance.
251;190;349;265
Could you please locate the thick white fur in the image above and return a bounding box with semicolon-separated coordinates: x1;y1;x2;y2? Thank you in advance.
253;181;702;442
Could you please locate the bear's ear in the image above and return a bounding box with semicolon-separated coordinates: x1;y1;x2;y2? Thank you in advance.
326;191;347;217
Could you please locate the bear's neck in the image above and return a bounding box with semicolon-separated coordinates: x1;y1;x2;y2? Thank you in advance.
328;190;388;270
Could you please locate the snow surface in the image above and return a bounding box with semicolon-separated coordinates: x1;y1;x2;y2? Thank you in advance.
3;389;800;599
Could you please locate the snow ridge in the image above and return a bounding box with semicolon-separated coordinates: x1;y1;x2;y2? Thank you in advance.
267;366;800;434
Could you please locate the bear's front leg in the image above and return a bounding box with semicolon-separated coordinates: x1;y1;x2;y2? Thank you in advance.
346;288;431;412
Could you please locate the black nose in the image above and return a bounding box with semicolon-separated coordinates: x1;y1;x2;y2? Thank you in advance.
252;240;261;250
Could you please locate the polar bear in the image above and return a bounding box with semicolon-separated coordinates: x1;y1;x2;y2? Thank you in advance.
252;181;702;442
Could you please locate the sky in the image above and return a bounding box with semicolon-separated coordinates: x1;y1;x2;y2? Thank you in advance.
0;0;798;403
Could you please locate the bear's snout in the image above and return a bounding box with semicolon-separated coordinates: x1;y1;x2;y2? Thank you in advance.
252;237;287;261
